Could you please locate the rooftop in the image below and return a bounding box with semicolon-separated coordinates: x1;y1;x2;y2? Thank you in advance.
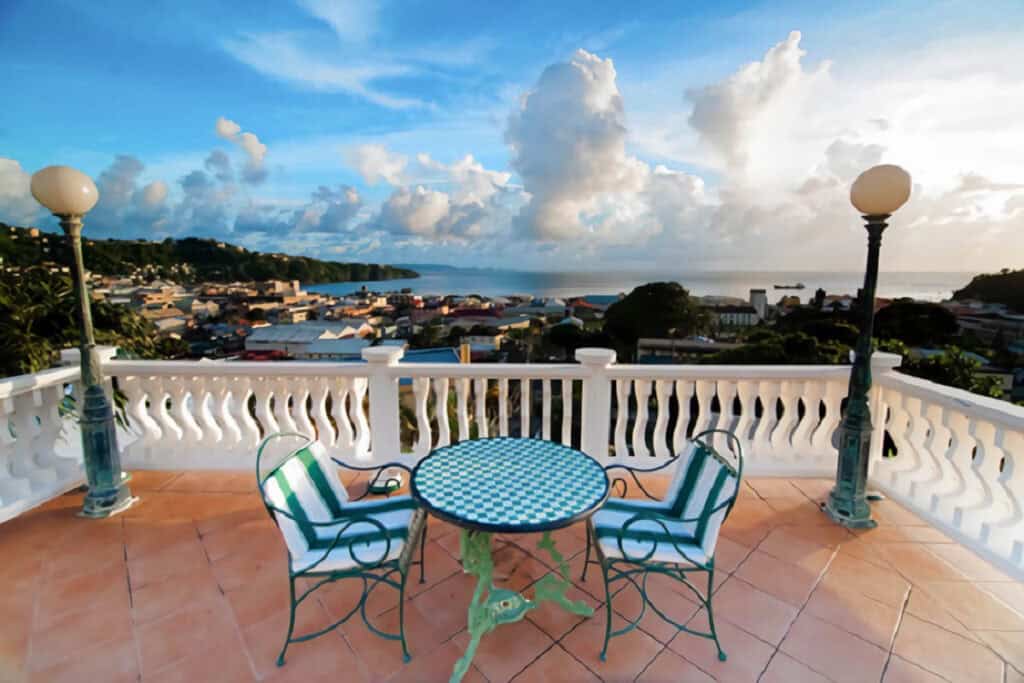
4;471;1022;682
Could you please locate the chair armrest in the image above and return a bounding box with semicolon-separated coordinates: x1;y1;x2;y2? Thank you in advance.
616;510;705;566
292;514;396;574
603;457;679;500
331;458;415;501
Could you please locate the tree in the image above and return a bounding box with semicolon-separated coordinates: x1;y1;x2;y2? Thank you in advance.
874;300;958;347
878;340;1003;398
953;268;1024;312
246;308;267;322
604;282;708;359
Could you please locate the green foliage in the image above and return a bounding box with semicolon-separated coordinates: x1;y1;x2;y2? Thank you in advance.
0;224;418;284
604;282;709;358
0;267;164;377
953;268;1024;312
705;330;849;365
874;300;958;346
877;340;1004;398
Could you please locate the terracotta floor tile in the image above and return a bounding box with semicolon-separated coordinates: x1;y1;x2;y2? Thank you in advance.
871;500;928;526
492;544;554;593
452;618;553;683
511;643;599;683
135;597;240;676
344;594;448;682
853;525;952;544
709;576;799;645
29;633;139;683
883;655;948;682
210;540;286;592
407;540;462;598
27;602;134;672
757;527;841;567
820;552;911;607
734;549;829;607
163;471;257;493
712;536;753;573
564;550;610;602
973;630;1024;674
34;559;130;629
760;651;830;683
225;572;295;629
408;572;477;644
775;523;856;547
635;647;714;683
241;599;341;679
124;519;199;561
903;589;978;642
876;542;971;583
131;564;223;625
200;518;279;564
1009;666;1024;683
977;580;1024;616
779;611;888;683
761;497;834;526
560;605;662;683
145;630;255;683
527;582;600;641
388;640;487;683
746;478;805;499
788;478;835;501
923;543;1017;581
892;614;1005;682
127;537;211;590
608;573;700;644
803;580;902;648
916;580;1024;630
668;616;774;683
193;505;268;537
126;470;182;492
837;536;896;569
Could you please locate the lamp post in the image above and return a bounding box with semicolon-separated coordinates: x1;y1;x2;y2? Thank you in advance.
823;164;911;528
31;165;136;518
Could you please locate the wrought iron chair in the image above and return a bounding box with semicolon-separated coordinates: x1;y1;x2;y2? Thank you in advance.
257;432;428;666
581;428;744;662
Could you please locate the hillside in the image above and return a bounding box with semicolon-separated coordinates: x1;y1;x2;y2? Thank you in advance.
953;268;1024;312
0;224;418;284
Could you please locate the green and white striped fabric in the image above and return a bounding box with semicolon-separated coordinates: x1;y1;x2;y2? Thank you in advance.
593;442;738;567
262;439;417;573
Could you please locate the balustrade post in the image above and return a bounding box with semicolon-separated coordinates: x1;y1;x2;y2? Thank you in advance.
576;348;617;461
362;346;405;462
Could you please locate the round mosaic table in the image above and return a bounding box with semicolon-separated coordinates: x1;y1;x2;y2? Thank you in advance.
411;437;609;682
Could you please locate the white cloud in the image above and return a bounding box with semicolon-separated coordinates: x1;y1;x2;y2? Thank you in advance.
349;144;408;186
235;185;363;235
0;158;43;225
297;0;378;44
215;117;268;184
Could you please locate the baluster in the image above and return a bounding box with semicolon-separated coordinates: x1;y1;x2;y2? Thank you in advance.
252;379;278;438
631;380;651;458
0;395;33;506
310;378;335;448
613;379;630;459
413;377;432;457
169;378;201;451
987;428;1023;566
474;378;488;439
232;378;260;448
209;377;240;450
749;381;779;463
123;376;160;464
958;420;1001;540
11;392;52;490
498;378;509;437
541;379;552;441
930;408;971;526
788;380;821;459
652;380;671;459
350;378;371;459
561;379;573;446
520;379;531;438
271;379;299;434
672;380;694;454
291;382;316;439
692;380;716;438
456;378;470;442
330;378;355;455
907;401;948;509
810;380;844;453
195;378;223;447
770;381;799;457
434;378;451;448
732;380;756;456
712;381;738;455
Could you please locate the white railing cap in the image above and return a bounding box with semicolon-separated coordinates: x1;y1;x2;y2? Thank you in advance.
0;365;81;400
362;346;405;365
575;347;617;366
871;351;902;371
59;345;118;366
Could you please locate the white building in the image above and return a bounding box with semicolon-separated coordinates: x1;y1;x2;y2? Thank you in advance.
245;321;375;356
749;289;767;320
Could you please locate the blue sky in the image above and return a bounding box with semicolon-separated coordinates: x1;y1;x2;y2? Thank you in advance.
2;0;1022;272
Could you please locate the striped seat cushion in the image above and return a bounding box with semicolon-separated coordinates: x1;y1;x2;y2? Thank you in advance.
595;442;738;566
262;439;417;571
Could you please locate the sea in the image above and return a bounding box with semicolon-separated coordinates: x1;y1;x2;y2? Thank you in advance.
306;265;975;303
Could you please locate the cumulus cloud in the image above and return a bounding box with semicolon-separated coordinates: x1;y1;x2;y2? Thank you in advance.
0;158;43;225
234;184;362;235
215;116;268;184
348;143;408;185
204;149;234;183
87;155;170;236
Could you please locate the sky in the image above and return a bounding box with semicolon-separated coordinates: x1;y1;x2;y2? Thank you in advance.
1;0;1022;272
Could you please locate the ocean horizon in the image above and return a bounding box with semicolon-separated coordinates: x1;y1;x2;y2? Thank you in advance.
306;265;976;303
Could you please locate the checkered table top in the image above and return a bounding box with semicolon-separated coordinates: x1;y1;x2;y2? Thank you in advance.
411;437;610;533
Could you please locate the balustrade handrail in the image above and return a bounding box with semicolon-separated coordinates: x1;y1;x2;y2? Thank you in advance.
605;363;855;381
877;370;1024;430
0;365;81;400
105;359;371;378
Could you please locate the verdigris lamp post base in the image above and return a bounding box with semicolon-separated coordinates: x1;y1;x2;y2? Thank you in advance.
451;529;592;683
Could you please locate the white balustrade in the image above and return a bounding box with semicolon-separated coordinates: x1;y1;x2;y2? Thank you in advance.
871;371;1024;574
0;365;84;523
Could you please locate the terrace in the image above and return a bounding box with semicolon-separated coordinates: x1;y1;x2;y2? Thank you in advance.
2;346;1023;682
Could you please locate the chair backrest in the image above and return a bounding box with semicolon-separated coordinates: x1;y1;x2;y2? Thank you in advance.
257;433;350;556
663;430;743;554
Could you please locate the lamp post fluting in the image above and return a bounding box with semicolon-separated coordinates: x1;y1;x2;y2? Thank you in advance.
31;165;136;518
824;164;911;528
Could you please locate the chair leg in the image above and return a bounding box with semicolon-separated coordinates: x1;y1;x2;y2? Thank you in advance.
581;520;592;581
277;575;298;666
705;566;726;662
599;560;613;662
419;521;428;584
399;569;412;663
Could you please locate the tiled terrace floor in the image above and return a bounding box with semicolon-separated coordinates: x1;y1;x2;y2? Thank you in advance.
2;472;1023;683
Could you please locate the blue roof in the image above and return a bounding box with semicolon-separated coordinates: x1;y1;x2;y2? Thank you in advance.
398;347;460;385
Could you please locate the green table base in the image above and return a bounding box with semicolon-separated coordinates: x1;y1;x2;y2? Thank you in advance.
450;529;593;683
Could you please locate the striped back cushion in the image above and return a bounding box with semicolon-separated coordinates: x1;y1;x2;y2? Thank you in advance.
664;444;739;554
262;441;350;555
